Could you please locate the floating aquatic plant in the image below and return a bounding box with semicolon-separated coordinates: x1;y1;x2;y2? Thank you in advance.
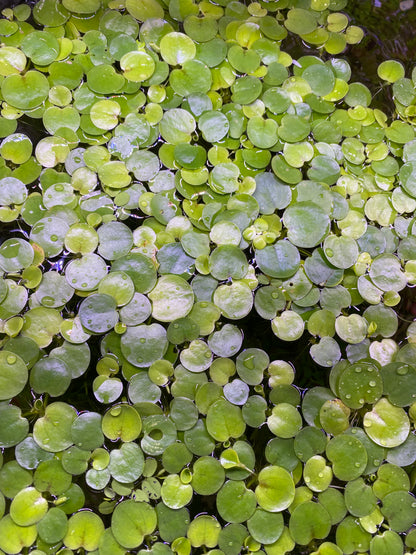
0;0;415;553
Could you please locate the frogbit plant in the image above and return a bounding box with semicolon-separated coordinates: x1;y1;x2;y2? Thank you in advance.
0;0;415;554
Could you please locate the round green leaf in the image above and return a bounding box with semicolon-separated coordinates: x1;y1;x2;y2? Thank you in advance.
161;474;193;509
10;487;48;526
363;398;410;448
148;275;194;322
217;480;256;523
0;515;37;555
255;465;295;512
1;70;49;110
283;202;330;248
206;399;245;442
63;511;104;552
102;404;142;442
0;351;28;401
289;501;331;545
121;324;168;367
112;500;156;549
338;361;383;409
326;434;367;481
33;402;77;452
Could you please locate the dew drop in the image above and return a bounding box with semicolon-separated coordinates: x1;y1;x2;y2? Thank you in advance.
271;292;279;299
355;367;362;373
345;394;351;399
397;366;408;376
318;472;323;478
359;398;364;405
369;380;377;387
355;462;361;467
373;459;380;466
50;234;58;242
6;355;16;364
326;248;334;257
140;338;146;343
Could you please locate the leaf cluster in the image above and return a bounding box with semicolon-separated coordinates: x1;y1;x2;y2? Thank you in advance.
0;0;415;554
